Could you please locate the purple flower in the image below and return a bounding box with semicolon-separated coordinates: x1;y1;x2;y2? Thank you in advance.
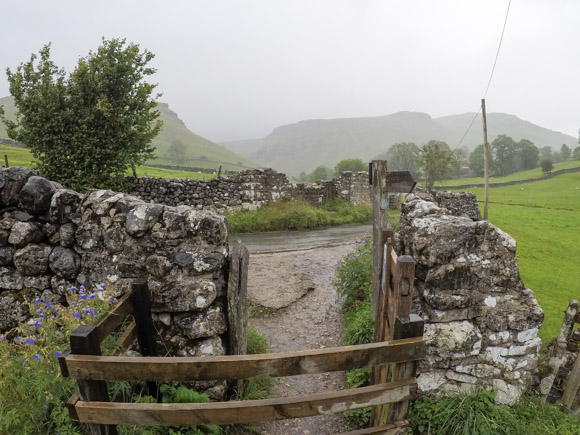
79;285;85;293
109;296;114;304
25;337;35;345
35;320;42;328
17;336;22;343
80;294;88;300
39;313;45;318
34;354;40;361
55;307;59;312
90;293;96;300
90;310;98;317
54;351;61;357
45;301;52;308
73;312;81;319
99;283;105;289
35;297;41;303
0;335;5;341
70;286;77;292
23;359;28;364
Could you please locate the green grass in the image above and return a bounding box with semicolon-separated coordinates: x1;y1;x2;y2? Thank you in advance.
226;198;373;233
0;144;215;180
450;171;580;345
436;160;580;187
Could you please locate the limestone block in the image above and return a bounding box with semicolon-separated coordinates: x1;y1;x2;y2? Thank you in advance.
0;295;25;332
49;189;84;224
0;247;14;266
8;221;42;247
149;273;217;312
417;371;447;392
0;167;34;206
174;306;227;340
49;246;81;280
125;204;164;238
14;244;51;276
424;321;482;358
493;379;522;406
0;267;23;290
19;175;54;216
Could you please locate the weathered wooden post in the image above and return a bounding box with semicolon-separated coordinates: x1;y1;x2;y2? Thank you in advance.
69;325;117;435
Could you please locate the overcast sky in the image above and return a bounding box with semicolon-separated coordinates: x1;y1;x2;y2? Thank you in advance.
2;1;578;142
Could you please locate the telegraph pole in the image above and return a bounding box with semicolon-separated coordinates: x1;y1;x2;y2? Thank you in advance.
481;99;489;220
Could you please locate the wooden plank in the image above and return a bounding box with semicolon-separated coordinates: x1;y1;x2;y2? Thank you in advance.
114;321;137;355
395;256;415;317
74;379;416;426
373;230;392;343
94;290;134;344
227;241;250;395
562;350;580;408
64;337;424;382
371;160;389;317
339;420;409;434
70;324;117;435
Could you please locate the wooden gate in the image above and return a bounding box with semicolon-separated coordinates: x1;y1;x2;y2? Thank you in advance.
58;161;422;434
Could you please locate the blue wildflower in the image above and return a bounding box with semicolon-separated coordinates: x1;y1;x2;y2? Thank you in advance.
73;312;81;319
54;351;61;357
80;294;88;300
100;283;105;289
45;301;52;308
35;297;41;303
39;313;45;318
109;296;114;304
90;310;98;317
0;335;5;341
55;307;59;312
25;337;35;345
35;320;42;328
70;286;77;292
17;336;22;343
34;354;40;361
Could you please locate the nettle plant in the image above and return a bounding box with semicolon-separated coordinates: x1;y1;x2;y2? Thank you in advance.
0;283;116;434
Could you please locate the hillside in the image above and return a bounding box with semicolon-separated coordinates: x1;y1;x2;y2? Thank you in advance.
0;96;256;172
221;111;576;176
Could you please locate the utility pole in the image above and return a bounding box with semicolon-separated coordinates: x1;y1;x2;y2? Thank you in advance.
481;99;490;220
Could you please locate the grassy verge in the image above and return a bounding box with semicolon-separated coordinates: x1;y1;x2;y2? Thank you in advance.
226;198;372;233
435;160;580;187
450;171;580;345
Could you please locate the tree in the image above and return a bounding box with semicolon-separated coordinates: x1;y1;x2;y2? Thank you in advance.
386;142;421;179
168;139;186;159
308;165;333;182
491;134;518;176
468;145;485;177
541;159;553;174
334;158;366;176
573;146;580;161
452;147;468;178
515;139;539;171
0;39;162;191
561;144;572;161
539;146;553;161
416;140;455;190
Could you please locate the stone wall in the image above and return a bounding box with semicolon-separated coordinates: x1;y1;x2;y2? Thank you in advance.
0;167;230;399
125;169;373;212
397;189;544;405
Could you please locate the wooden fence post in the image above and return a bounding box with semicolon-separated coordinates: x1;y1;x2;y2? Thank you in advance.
131;279;159;401
370;160;389;318
227;241;250;395
70;324;117;435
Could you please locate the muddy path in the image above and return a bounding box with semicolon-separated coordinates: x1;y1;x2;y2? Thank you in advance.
246;240;362;435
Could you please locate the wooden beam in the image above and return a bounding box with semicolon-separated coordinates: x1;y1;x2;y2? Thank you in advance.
114;321;137;355
73;379;416;426
371;160;389;317
63;337;423;382
94;290;134;344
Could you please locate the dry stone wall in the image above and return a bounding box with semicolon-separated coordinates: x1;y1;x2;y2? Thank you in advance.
397;189;544;405
125;169;373;211
0;167;230;399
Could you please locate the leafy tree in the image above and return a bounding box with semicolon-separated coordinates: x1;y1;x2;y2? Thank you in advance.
516;139;539;171
416;140;455;190
491;135;518;176
561;144;572;161
452;147;469;178
308;165;333;182
541;159;553;174
539;146;553;161
468;145;485;177
168;139;186;158
573;146;580;161
0;39;162;191
386;142;421;179
334;158;366;176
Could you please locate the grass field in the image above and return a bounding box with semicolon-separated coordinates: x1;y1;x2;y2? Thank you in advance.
451;171;580;345
0;144;214;180
438;160;580;187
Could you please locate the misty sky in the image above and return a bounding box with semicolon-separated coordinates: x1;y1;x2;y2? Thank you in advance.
1;1;578;143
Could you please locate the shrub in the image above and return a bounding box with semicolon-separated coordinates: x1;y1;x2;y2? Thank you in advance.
0;284;116;434
541;158;553;174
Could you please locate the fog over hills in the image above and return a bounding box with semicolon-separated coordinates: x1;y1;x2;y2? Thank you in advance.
221;112;577;176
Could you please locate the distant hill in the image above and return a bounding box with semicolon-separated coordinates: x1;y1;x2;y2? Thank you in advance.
221;111;576;176
0;96;256;172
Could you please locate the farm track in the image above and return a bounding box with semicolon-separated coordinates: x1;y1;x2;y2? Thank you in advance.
247;242;359;435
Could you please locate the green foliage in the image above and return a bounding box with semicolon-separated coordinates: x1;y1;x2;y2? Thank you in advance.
0;284;116;434
2;39;162;191
409;389;516;435
334;158;367;176
417;140;456;189
246;324;269;355
409;390;580;435
561;144;572;161
169;139;187;158
308;165;333;182
226;199;372;233
346;367;371;389
574;146;580;160
343;407;372;429
540;158;553;174
386;142;421;179
468;144;485;177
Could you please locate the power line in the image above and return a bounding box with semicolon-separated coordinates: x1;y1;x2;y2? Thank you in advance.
454;0;512;150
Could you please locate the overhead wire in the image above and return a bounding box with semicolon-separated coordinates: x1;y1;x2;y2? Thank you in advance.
453;0;512;151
